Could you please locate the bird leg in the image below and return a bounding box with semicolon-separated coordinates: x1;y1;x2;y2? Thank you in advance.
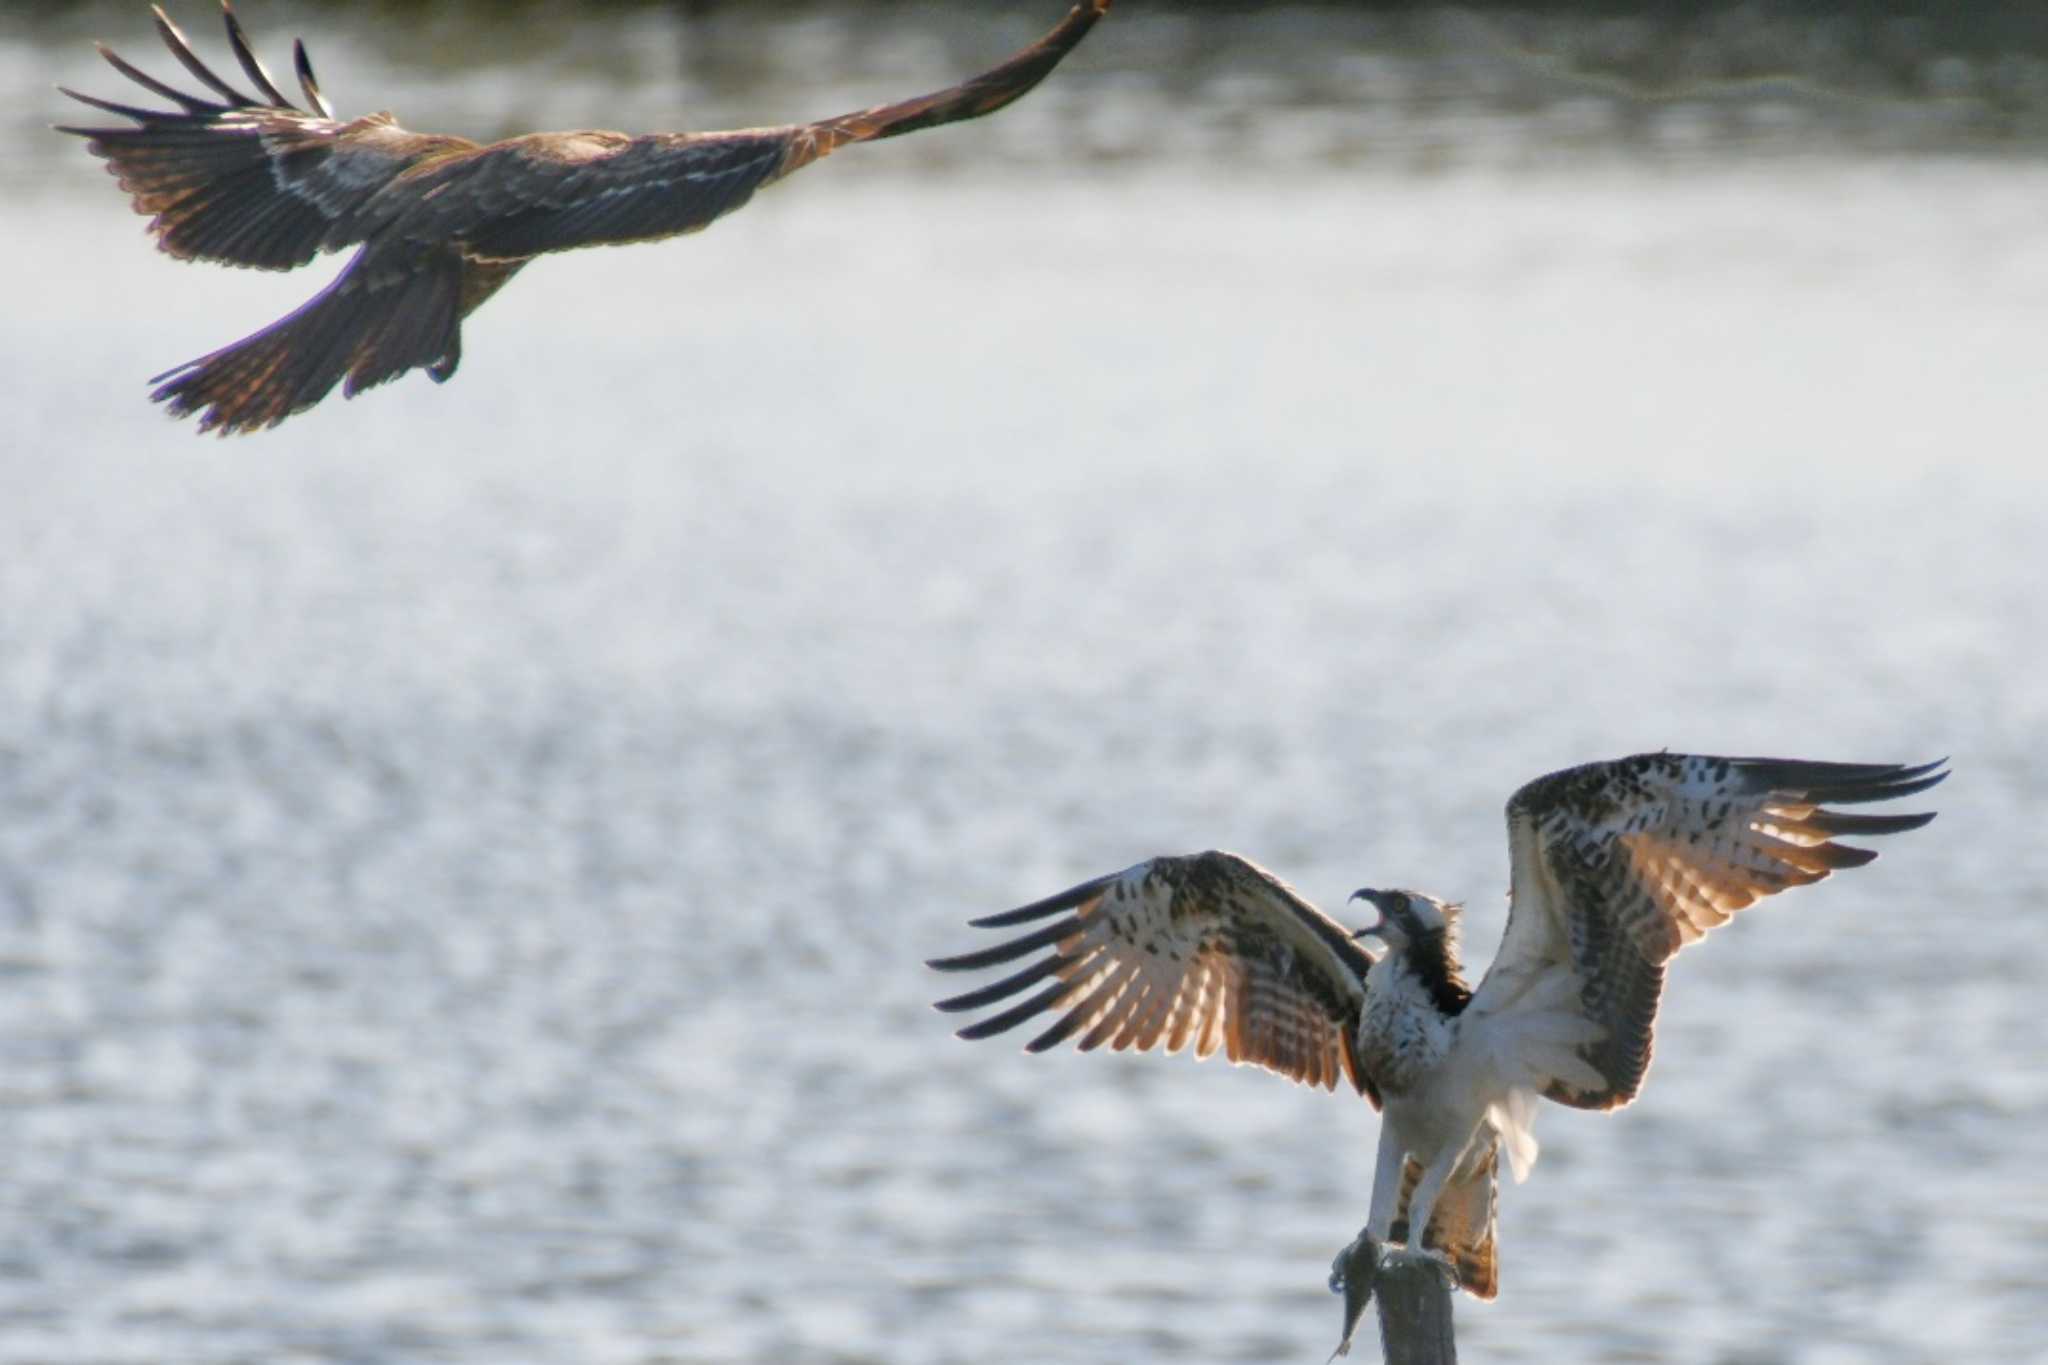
1402;1155;1454;1253
1365;1124;1406;1241
1378;1244;1459;1285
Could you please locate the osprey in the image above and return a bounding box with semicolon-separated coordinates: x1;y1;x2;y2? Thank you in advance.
57;0;1108;434
929;752;1944;1299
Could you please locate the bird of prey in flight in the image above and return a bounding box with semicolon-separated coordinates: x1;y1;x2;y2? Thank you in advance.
59;1;1109;434
930;752;1944;1299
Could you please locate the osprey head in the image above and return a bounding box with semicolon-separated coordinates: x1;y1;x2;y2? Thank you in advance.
1349;888;1461;955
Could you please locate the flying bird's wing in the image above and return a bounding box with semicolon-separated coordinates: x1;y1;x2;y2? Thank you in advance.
931;851;1381;1101
57;5;476;272
1470;753;1945;1110
55;1;1109;432
373;0;1112;261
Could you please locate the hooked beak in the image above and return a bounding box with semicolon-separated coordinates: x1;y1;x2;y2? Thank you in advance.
1348;887;1387;940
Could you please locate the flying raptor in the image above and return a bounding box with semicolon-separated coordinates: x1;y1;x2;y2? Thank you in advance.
58;0;1108;434
929;752;1944;1299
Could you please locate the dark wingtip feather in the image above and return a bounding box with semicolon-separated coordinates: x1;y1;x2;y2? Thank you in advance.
1825;757;1948;804
1812;843;1880;870
952;979;1072;1042
1816;776;1945;805
55;84;178;125
794;0;1109;156
931;953;1069;1013
1023;1002;1096;1053
154;4;251;107
1741;756;1949;805
967;874;1112;928
1875;769;1947;803
221;0;294;108
95;39;222;114
1804;808;1940;837
926;916;1080;973
293;39;333;119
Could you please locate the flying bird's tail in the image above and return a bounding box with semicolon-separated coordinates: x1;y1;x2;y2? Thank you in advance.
149;247;521;435
783;0;1109;173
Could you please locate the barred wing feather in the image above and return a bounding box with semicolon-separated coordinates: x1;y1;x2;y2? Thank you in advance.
1474;753;1945;1110
930;851;1381;1103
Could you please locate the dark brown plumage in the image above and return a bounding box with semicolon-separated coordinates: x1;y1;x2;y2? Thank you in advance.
58;1;1109;434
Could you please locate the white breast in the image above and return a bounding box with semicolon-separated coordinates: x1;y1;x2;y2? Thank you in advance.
1357;955;1456;1095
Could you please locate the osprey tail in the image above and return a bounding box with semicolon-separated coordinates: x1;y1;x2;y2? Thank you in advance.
1391;1148;1500;1300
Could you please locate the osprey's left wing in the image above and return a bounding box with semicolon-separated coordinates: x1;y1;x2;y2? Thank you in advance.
930;850;1380;1102
1469;753;1945;1111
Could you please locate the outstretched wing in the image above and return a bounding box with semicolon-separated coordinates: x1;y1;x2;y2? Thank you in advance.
376;0;1114;261
57;4;477;271
58;1;1109;270
1471;753;1945;1111
930;850;1381;1102
447;0;1111;259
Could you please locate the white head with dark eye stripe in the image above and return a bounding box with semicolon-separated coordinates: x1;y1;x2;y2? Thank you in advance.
1351;888;1472;1014
1350;888;1461;956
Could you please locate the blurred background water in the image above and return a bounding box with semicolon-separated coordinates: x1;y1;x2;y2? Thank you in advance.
2;2;2044;1362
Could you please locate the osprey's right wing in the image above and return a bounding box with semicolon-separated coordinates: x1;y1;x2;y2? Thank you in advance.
931;850;1381;1102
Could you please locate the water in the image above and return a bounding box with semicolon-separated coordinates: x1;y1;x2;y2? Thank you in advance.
2;4;2045;1362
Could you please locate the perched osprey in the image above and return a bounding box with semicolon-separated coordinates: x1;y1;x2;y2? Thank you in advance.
57;1;1108;434
929;753;1944;1300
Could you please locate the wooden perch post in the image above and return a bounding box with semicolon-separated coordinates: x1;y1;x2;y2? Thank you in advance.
1329;1230;1457;1365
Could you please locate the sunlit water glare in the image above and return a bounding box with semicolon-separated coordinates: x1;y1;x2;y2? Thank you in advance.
2;4;2044;1361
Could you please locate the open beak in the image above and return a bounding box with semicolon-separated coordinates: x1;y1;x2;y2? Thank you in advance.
1348;888;1387;941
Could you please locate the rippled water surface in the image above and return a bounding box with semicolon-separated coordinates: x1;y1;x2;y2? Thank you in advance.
2;4;2045;1362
